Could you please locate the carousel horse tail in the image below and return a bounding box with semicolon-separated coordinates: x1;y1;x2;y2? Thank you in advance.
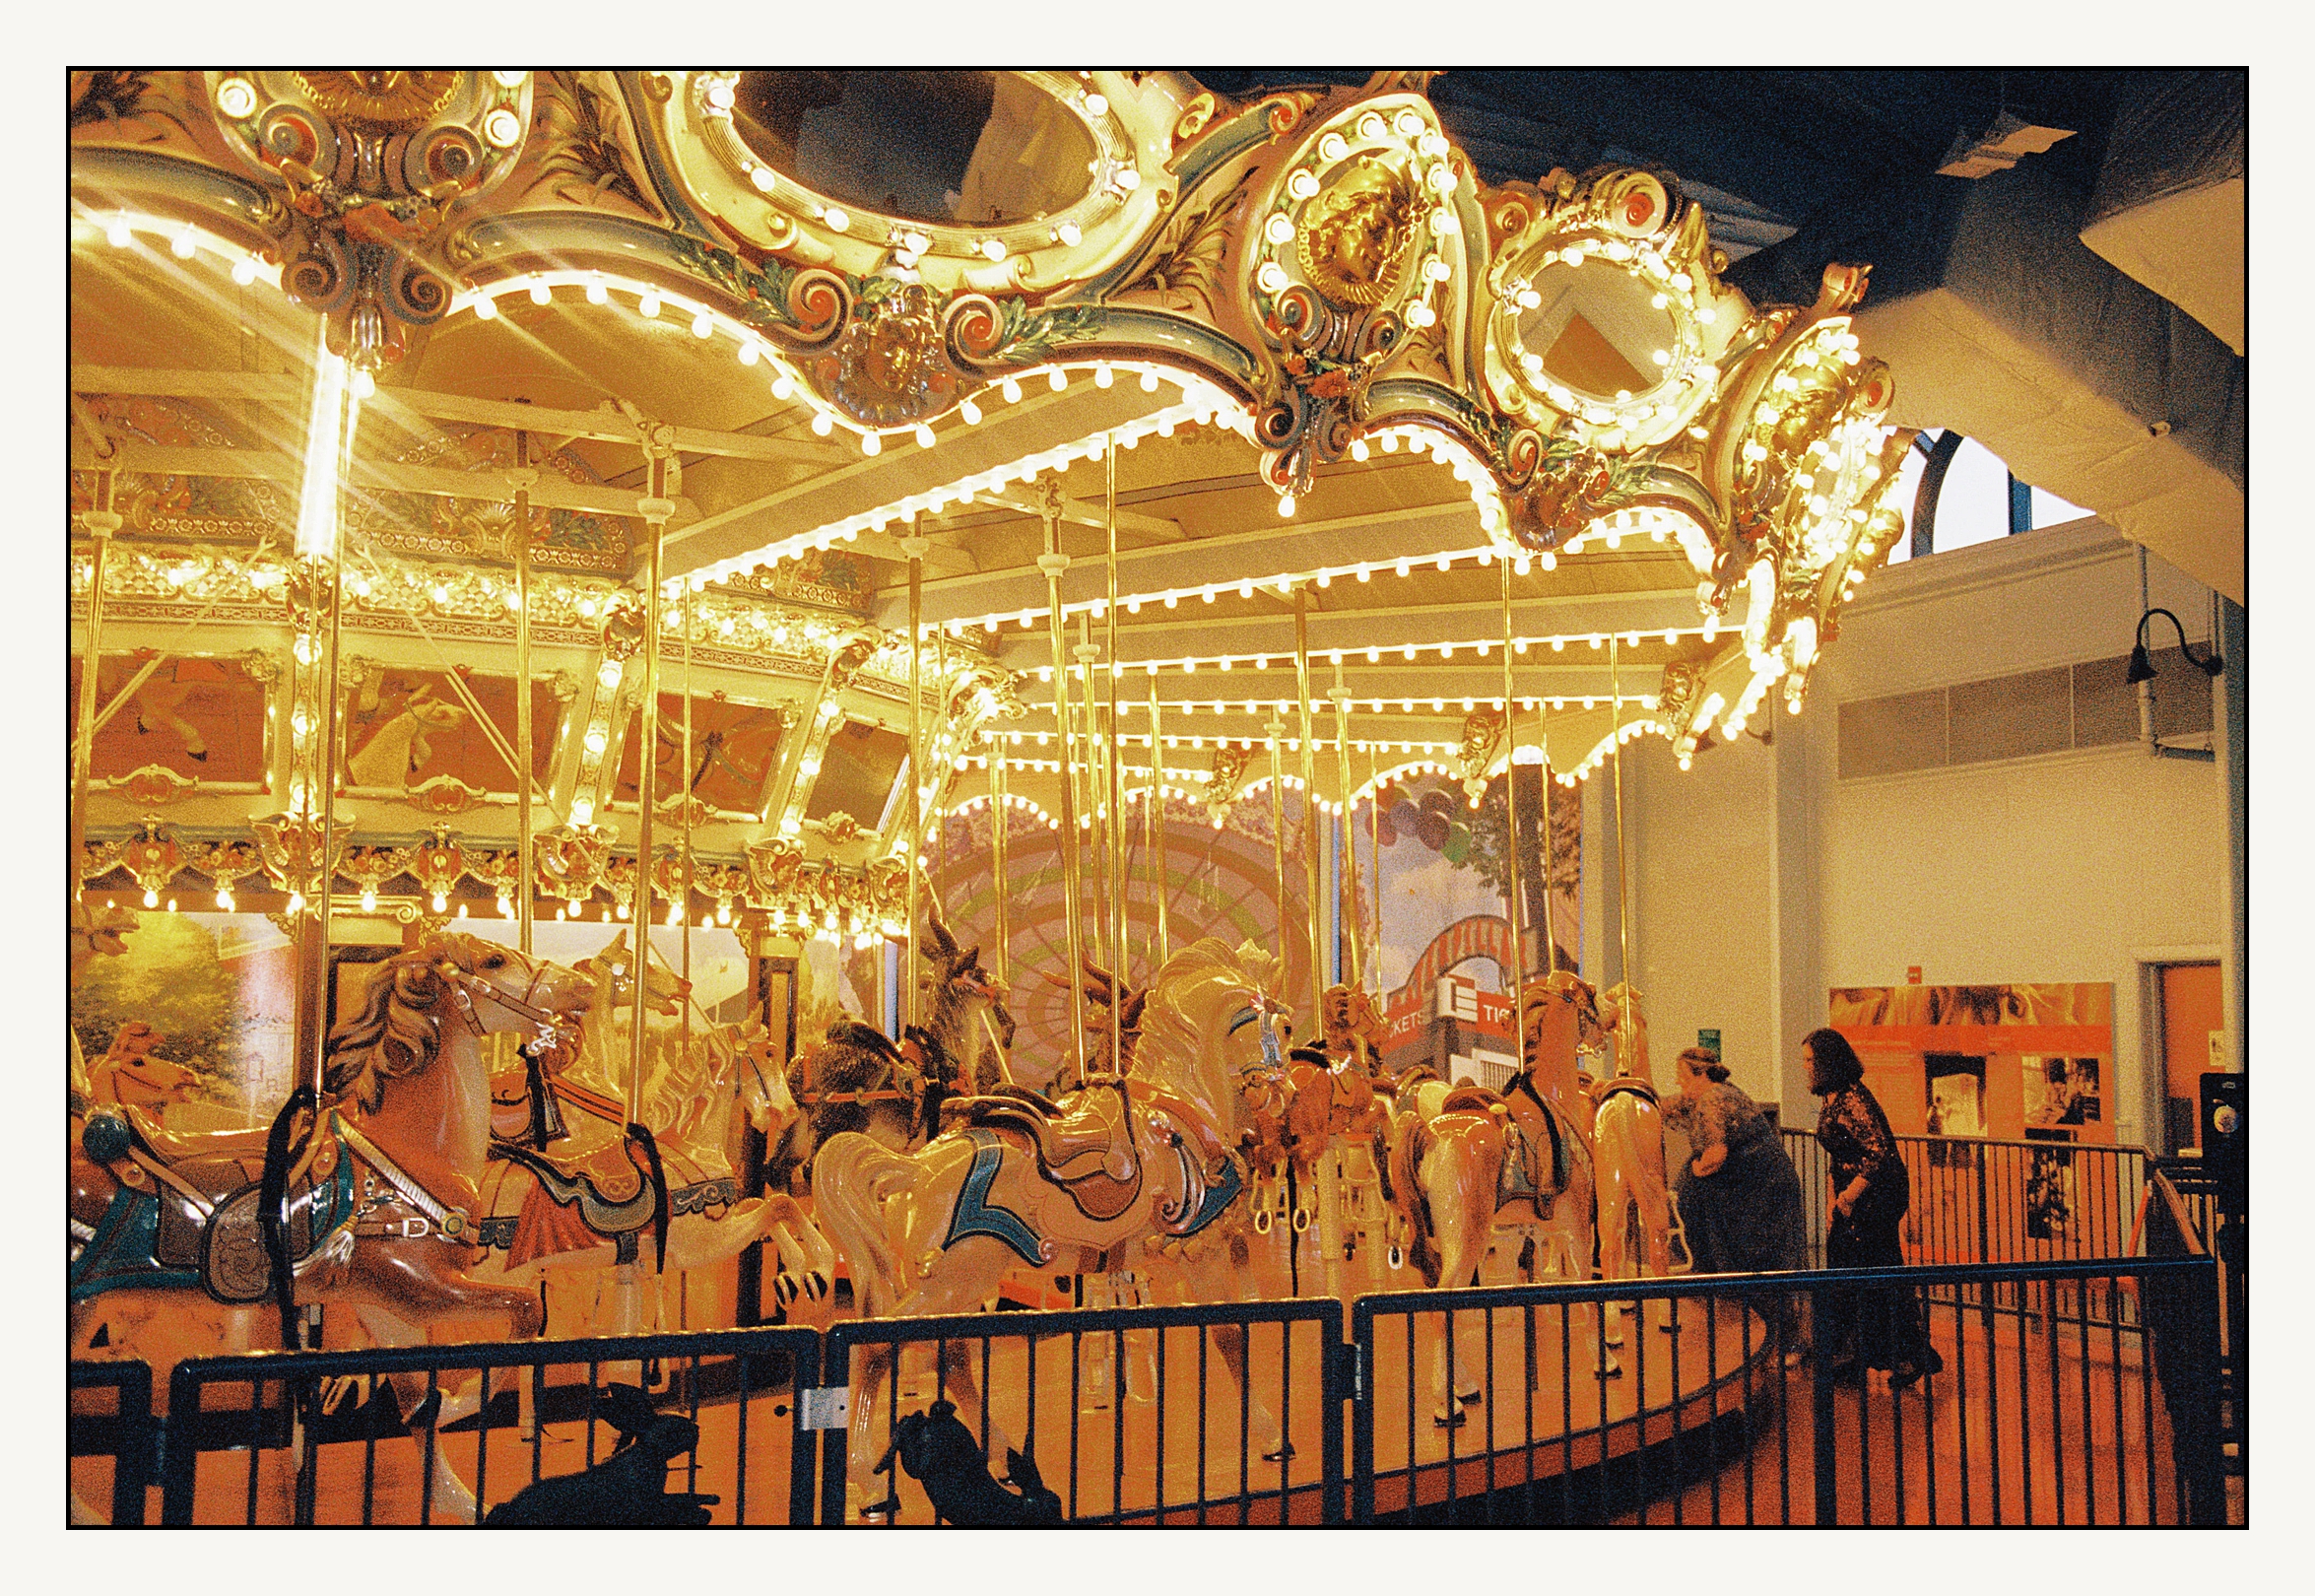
1385;1110;1432;1282
627;1123;671;1273
259;1085;318;1351
812;1132;916;1314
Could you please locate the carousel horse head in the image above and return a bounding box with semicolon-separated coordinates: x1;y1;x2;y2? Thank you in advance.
1521;969;1604;1064
95;1022;199;1108
920;911;1016;1049
325;935;594;1114
576;929;688;1016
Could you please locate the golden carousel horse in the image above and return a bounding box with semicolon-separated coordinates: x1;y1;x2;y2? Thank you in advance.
68;932;594;1520
1589;982;1691;1344
813;938;1291;1518
1379;969;1609;1423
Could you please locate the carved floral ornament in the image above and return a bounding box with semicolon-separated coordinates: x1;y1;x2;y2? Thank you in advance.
81;818;909;940
75;69;1908;768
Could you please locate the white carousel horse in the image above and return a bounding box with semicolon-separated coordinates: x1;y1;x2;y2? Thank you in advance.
1590;983;1690;1346
69;932;593;1521
1377;969;1611;1424
812;937;1290;1519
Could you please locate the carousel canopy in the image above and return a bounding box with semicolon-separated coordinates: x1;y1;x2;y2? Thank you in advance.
72;69;1935;957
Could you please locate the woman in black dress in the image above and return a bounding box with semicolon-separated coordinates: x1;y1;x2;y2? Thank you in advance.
1807;1028;1942;1387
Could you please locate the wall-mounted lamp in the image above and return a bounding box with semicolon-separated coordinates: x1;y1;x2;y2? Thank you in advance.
2126;608;2222;684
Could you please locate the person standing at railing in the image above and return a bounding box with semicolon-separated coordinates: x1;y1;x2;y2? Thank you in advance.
1807;1028;1943;1389
1665;1045;1812;1362
1665;1046;1811;1274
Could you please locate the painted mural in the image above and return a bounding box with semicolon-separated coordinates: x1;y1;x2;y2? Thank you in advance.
71;653;271;786
69;910;297;1128
1350;768;1580;1082
341;667;560;795
613;692;788;816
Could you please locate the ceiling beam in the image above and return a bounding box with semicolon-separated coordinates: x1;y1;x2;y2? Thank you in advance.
70;366;833;468
67;440;699;522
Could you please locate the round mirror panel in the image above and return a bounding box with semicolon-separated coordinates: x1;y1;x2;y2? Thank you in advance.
1515;260;1682;404
729;70;1097;228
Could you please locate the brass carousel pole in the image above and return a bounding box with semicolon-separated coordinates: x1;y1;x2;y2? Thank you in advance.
1537;692;1557;974
1292;591;1323;1027
680;574;694;1063
1292;589;1342;1300
512;435;535;955
1500;559;1526;991
310;362;358;1106
988;742;1010;987
906;519;926;1031
1608;632;1634;1064
69;471;118;906
1329;662;1360;990
630;474;673;1121
1146;673;1167;968
1075;613;1107;977
1037;497;1088;1081
1265;718;1289;975
1101;434;1124;1078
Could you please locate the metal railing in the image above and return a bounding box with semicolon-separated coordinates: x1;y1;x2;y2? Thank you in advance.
87;1250;2224;1527
155;1325;820;1527
69;1359;154;1525
1782;1129;2148;1271
819;1295;1345;1526
1349;1255;2224;1525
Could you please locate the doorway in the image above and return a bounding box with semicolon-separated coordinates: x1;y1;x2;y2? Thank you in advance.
2154;962;2224;1155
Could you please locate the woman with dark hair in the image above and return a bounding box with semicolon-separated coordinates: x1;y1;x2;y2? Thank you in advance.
1807;1028;1942;1386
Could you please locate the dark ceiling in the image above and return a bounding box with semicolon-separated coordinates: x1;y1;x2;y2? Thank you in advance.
1189;70;2150;294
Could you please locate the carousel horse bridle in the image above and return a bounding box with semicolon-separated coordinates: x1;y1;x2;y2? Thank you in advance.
435;951;579;1054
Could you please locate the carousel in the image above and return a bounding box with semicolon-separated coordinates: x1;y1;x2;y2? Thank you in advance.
67;69;1915;1526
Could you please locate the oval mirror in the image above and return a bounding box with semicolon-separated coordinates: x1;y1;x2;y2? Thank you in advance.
1515;259;1682;404
729;70;1098;228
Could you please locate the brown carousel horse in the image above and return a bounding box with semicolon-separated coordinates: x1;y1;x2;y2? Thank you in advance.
813;938;1290;1518
1380;969;1611;1423
1589;982;1690;1344
1238;982;1394;1246
69;932;593;1518
767;912;1015;1189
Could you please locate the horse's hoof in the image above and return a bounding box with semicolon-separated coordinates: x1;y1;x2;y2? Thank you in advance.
1432;1407;1467;1429
1595;1362;1623;1380
1456;1388;1482;1406
1261;1441;1296;1463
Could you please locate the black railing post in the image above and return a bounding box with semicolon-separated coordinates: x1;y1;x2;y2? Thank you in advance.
159;1362;201;1526
818;1331;851;1527
1812;1283;1837;1525
1350;1298;1375;1525
1322;1307;1351;1526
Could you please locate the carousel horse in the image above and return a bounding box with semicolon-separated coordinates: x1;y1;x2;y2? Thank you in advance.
85;1022;200;1112
68;932;592;1520
1378;971;1609;1422
471;964;834;1337
768;914;1012;1189
1589;983;1690;1344
1239;982;1394;1244
813;938;1290;1518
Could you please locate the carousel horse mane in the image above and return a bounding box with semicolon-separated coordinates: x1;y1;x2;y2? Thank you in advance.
324;947;454;1114
1131;937;1281;1127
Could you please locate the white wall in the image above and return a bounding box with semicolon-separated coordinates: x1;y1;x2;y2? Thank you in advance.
1595;519;2227;1143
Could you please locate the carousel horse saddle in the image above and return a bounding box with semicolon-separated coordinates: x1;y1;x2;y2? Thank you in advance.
945;1080;1138;1186
491;1131;646;1204
1594;1074;1659;1109
1433;1085;1568;1206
